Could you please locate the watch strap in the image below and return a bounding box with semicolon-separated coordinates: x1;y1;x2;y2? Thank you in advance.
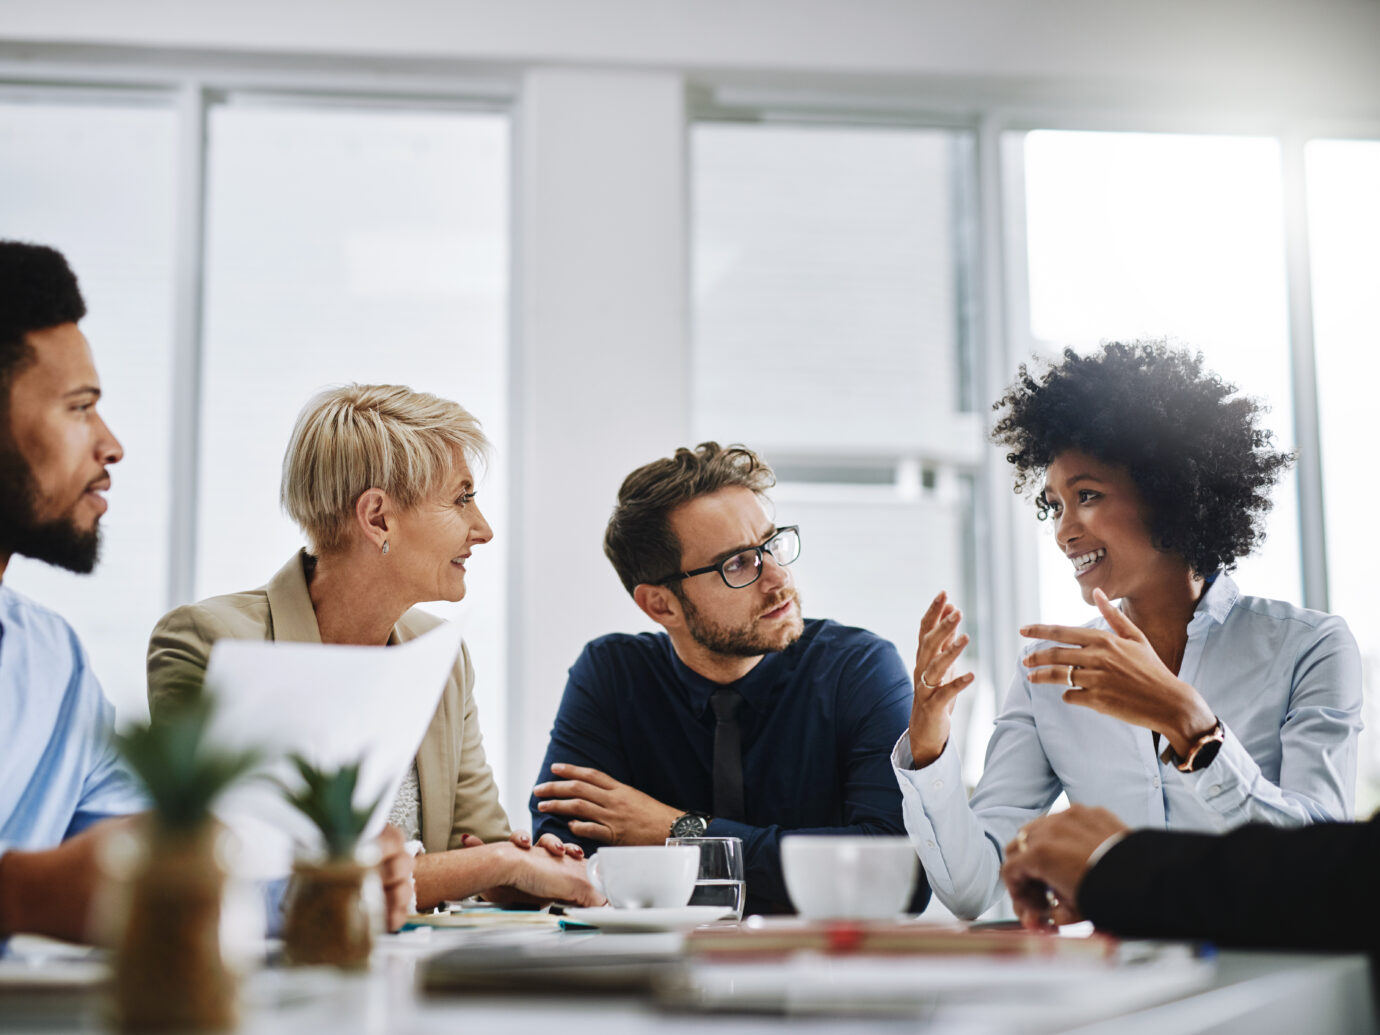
1159;718;1225;773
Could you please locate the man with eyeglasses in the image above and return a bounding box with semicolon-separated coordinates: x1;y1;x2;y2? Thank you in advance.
531;442;929;915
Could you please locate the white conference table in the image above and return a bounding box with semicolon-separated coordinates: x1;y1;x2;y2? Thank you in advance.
2;923;1374;1034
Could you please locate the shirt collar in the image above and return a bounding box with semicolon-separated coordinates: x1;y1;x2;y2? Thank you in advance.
1191;570;1239;629
668;640;788;716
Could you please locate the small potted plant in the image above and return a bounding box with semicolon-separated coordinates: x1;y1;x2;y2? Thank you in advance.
112;690;259;1031
279;755;385;969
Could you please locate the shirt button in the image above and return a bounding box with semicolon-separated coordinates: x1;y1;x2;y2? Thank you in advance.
1211;785;1222;794
932;779;944;791
1152;777;1161;789
925;840;935;850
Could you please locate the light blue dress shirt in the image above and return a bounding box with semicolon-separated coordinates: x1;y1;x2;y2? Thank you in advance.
893;574;1363;919
0;583;145;866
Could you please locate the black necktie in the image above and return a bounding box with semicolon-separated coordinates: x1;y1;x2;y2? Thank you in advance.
711;688;745;822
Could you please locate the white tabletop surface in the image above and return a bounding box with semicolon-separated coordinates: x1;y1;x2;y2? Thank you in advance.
1;924;1373;1034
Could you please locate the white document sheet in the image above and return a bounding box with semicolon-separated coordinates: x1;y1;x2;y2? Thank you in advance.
682;952;1214;1025
201;620;464;879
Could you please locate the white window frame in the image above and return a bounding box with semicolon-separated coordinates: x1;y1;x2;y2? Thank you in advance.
6;43;1378;809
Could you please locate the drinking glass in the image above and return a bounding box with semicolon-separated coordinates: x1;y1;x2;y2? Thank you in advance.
665;835;745;919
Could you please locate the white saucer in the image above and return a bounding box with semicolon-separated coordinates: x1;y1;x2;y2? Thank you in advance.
563;905;736;932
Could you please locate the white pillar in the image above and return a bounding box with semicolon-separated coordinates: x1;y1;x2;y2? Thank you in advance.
506;67;690;822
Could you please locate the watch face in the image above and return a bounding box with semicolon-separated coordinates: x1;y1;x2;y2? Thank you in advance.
1188;735;1225;772
670;813;708;838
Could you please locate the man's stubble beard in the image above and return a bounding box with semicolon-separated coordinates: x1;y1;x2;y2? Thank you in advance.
0;435;101;574
679;588;804;658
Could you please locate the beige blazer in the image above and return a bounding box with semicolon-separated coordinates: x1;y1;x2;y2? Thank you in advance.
146;551;510;853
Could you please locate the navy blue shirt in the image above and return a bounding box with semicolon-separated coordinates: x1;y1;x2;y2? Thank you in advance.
531;618;931;915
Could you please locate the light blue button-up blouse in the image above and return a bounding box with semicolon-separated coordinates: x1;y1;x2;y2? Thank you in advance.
894;574;1363;919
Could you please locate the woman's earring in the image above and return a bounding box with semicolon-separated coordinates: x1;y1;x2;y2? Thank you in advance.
381;541;390;556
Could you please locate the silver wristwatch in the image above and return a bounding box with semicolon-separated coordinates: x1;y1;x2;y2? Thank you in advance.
669;811;710;838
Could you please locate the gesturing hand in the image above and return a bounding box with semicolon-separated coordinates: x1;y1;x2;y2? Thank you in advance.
1001;806;1129;932
1020;588;1216;758
532;764;681;845
907;590;975;768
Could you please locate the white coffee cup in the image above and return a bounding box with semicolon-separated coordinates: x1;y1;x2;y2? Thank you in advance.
586;845;699;909
781;835;918;919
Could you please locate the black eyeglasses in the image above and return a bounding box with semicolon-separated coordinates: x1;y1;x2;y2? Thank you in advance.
660;526;801;589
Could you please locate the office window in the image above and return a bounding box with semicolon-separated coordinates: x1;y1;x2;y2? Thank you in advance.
1015;130;1301;626
693;122;974;449
0;95;178;722
692;121;983;745
1309;138;1380;813
198;101;511;781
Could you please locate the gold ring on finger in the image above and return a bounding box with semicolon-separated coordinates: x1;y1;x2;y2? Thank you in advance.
919;670;939;690
1014;828;1029;852
1066;665;1078;688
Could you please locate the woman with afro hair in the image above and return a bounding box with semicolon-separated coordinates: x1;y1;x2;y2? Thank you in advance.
894;341;1362;921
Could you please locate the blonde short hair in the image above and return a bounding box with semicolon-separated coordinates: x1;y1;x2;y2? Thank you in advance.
281;383;489;554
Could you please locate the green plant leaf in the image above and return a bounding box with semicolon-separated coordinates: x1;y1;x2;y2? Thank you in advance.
279;754;384;860
115;683;260;832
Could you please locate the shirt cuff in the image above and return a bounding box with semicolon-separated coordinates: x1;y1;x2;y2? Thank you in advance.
1085;830;1129;872
891;730;965;892
891;729;962;786
704;817;754;841
892;731;917;770
1171;722;1254;822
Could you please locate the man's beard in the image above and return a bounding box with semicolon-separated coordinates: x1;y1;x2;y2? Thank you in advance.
679;589;804;658
0;439;101;574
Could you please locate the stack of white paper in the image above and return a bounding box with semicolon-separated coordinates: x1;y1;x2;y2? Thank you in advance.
201;621;464;879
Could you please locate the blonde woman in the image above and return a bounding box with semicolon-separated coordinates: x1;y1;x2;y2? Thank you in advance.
148;384;601;910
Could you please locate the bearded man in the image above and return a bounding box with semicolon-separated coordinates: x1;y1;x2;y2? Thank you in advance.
0;240;143;944
531;443;929;915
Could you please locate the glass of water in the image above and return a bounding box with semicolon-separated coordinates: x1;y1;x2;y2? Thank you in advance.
665;836;745;920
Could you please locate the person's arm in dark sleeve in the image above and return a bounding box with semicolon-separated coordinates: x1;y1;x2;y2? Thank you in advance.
1080;816;1380;952
709;637;930;913
529;647;633;855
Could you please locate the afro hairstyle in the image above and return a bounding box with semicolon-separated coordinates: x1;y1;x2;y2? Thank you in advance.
990;341;1293;577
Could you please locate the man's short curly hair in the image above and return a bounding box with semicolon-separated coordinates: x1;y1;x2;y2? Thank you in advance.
0;241;86;417
604;442;776;595
990;341;1293;577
